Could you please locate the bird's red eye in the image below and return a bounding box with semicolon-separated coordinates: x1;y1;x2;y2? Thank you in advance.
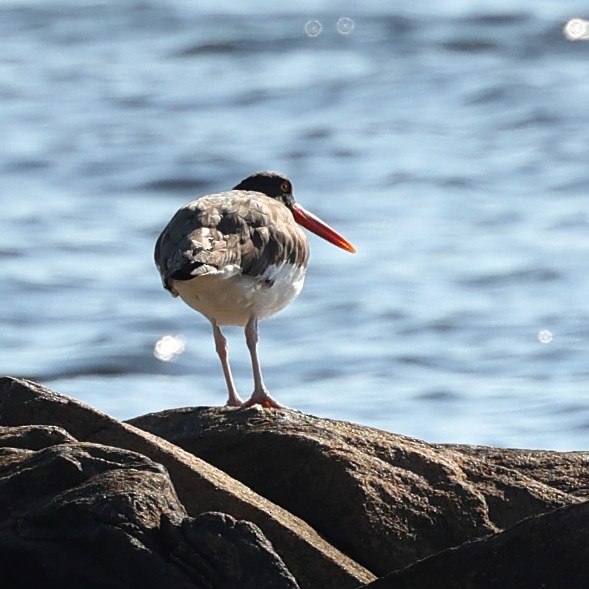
280;181;291;193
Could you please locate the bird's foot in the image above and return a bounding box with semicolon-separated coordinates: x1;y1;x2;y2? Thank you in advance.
242;389;286;409
224;392;245;408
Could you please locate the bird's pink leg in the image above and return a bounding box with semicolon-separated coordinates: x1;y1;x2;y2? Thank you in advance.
242;316;285;409
211;322;244;407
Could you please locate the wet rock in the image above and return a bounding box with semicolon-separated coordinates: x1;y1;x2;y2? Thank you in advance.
0;376;373;589
129;406;588;576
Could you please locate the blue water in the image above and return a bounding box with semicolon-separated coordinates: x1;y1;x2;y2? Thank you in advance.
2;0;589;450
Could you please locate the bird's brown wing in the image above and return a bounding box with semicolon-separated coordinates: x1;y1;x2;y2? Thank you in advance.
154;191;309;295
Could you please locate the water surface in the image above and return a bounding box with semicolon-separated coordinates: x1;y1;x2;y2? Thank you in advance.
2;0;589;450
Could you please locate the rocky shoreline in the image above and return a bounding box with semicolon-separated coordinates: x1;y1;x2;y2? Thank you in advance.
1;376;588;588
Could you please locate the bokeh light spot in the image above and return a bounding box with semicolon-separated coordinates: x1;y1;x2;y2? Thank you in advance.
337;17;355;35
563;18;589;41
154;335;186;362
537;329;554;344
305;19;323;37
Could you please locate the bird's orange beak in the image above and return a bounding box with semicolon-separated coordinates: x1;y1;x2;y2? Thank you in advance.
291;203;356;253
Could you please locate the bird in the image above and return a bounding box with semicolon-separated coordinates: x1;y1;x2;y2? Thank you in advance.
154;171;356;409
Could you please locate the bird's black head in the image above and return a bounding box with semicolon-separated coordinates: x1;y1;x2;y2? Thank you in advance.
233;171;295;208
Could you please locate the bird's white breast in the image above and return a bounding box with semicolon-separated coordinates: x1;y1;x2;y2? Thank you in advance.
172;261;307;327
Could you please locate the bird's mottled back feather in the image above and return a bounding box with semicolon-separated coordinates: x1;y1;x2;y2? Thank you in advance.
154;191;309;295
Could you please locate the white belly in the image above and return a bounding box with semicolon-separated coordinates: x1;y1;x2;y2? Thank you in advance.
171;262;307;326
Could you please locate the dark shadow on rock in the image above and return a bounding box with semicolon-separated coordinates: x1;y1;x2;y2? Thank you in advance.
360;500;589;589
0;439;299;589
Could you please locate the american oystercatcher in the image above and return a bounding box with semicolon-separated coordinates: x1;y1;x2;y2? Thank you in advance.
154;171;356;408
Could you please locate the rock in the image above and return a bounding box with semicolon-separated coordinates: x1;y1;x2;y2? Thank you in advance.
360;500;589;589
0;424;77;450
170;512;299;589
0;440;299;589
445;443;589;499
0;376;374;589
4;375;589;587
128;406;588;577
